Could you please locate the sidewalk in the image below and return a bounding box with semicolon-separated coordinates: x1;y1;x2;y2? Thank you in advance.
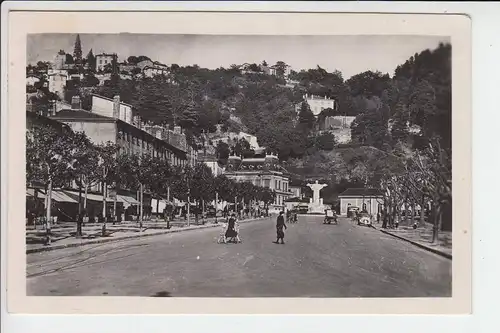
375;223;452;259
26;216;266;254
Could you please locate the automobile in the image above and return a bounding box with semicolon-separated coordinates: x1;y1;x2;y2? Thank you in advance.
347;206;360;218
206;207;217;217
357;211;372;226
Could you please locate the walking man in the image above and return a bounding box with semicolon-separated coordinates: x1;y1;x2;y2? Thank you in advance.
275;211;287;244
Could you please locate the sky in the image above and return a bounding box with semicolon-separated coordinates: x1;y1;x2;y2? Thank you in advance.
27;34;449;79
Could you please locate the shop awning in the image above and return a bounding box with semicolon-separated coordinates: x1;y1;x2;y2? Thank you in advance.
117;195;140;205
27;189;78;203
62;190;110;202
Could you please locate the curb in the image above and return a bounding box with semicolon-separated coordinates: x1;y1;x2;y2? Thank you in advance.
378;229;452;260
26;218;265;254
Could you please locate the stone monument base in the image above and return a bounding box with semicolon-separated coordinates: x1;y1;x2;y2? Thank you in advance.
308;204;327;214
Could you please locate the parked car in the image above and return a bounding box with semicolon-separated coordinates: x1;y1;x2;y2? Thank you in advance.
357;211;372;226
347;206;359;218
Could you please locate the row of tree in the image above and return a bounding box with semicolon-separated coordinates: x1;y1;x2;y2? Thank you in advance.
26;125;277;238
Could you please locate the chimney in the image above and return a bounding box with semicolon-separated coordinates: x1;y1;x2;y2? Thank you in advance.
71;95;81;110
113;95;120;119
174;126;181;134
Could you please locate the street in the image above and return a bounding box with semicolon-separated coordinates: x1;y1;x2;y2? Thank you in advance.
26;216;452;297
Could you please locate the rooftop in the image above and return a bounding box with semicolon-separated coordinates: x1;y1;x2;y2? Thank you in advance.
338;188;384;197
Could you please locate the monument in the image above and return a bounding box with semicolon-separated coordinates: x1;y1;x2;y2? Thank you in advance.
307;180;328;214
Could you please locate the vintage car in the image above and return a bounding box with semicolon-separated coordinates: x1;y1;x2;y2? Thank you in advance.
357;211;372;226
347;206;360;218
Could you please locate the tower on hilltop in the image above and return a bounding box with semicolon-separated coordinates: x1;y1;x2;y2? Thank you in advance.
73;34;82;64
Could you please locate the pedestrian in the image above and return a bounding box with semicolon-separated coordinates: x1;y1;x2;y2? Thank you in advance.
275;211;287;244
225;212;238;240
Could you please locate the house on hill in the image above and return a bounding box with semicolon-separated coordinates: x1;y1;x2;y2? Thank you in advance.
338;188;384;216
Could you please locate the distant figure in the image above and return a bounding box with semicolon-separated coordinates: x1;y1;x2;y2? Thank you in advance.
275;211;287;244
225;213;238;239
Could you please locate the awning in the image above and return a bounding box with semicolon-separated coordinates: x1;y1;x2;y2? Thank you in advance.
62;190;110;202
117;195;140;205
28;189;78;203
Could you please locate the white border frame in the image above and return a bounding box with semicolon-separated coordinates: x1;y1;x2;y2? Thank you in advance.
1;1;496;332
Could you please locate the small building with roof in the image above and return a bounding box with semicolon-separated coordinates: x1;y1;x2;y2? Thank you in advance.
338;188;384;216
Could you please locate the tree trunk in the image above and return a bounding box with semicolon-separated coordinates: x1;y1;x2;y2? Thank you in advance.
215;192;219;223
431;202;441;244
187;195;191;227
139;183;144;230
84;185;89;219
45;180;52;245
411;202;416;225
102;181;107;223
113;186;117;225
403;199;409;225
156;196;160;220
382;197;388;228
420;195;426;227
77;181;83;237
166;186;171;229
202;199;205;225
391;203;397;228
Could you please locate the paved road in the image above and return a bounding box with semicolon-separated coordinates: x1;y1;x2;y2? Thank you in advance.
26;216;451;297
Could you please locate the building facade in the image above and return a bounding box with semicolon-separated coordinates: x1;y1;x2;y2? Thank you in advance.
224;153;291;213
143;65;169;78
48;73;68;98
53;50;66;70
91;94;133;124
302;94;337;117
95;53;117;72
52;96;188;167
26;75;41;87
338;188;384;216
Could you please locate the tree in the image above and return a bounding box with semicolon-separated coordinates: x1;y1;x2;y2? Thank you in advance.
127;56;139;65
65;54;74;64
70;131;99;237
26;125;79;242
190;163;215;222
216;141;230;163
95;142;119;227
298;101;315;131
233;138;250;156
73;34;83;64
274;61;288;78
86;49;96;72
315;132;336;151
145;157;172;222
346;70;391;98
81;73;99;87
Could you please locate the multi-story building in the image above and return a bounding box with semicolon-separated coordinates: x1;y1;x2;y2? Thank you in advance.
26;74;41;87
269;64;292;78
95;53;117;72
300;94;337;117
53;50;66;70
224;153;291;213
48;72;68;98
143;65;169;78
52;95;188;166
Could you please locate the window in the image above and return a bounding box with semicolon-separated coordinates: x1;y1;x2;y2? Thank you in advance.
99;60;103;64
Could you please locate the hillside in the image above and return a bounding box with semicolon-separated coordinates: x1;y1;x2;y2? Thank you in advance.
56;43;450;185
